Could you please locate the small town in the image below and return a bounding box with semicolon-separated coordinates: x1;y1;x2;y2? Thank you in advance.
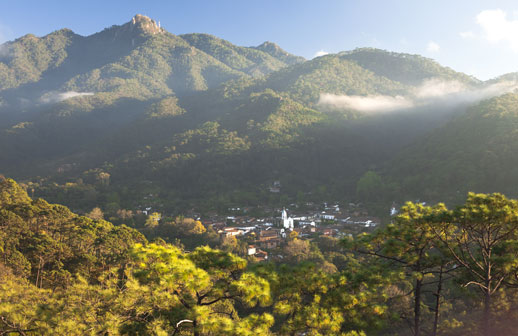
132;180;391;262
179;200;383;261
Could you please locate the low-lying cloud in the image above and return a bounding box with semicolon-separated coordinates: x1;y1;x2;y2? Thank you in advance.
318;94;413;113
318;78;518;114
415;78;466;98
40;91;94;104
0;43;13;58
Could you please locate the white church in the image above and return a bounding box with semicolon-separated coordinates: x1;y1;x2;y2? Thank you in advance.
280;208;294;230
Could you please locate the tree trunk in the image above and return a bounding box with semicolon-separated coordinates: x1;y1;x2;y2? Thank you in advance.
35;257;43;288
482;288;491;336
414;277;423;336
432;265;444;336
193;319;199;336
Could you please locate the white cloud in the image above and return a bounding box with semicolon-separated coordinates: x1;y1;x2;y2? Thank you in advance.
318;94;413;113
476;9;518;52
313;50;329;58
415;78;466;99
450;80;518;104
317;78;518;114
40;91;94;104
0;43;12;58
459;31;475;39
426;41;440;53
414;79;518;105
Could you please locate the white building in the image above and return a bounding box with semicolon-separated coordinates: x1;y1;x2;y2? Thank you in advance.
281;208;294;230
247;245;257;256
318;212;335;220
390;207;398;216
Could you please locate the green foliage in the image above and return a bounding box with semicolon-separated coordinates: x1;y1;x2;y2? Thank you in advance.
387;92;518;204
180;33;293;78
7;175;518;334
1;25;495;212
340;48;479;86
0;29;77;90
353;201;456;330
130;243;273;335
356;171;383;200
0;177;146;288
253;41;305;66
256;261;390;335
432;193;518;335
261;52;408;103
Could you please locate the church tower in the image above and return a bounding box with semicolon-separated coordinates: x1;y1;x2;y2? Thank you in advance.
281;208;294;230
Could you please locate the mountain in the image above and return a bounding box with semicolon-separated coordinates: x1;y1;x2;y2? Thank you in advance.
0;14;305;174
253;41;305;65
0;14;301;119
179;34;304;78
385;92;518;205
338;48;479;86
1;16;517;215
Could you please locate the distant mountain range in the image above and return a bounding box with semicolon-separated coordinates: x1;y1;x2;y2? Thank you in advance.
1;14;518;214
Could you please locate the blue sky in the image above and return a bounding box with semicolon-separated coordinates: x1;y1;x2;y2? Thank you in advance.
1;0;517;80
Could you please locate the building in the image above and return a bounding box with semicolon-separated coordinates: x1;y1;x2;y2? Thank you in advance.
281;208;294;230
390;206;398;216
256;229;282;249
221;228;244;237
318;212;336;221
269;180;281;193
247;245;257;256
258;238;281;249
254;250;268;262
298;220;316;227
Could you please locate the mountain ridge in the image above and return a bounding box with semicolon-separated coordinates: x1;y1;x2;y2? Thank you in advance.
2;15;518;215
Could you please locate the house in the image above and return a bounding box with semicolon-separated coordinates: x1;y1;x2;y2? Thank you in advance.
247;245;257;256
259;229;280;240
211;222;226;231
269;180;281;193
298;220;316;227
221;228;243;237
256;231;282;249
269;186;281;193
352;217;380;228
321;228;338;236
259;239;281;249
142;207;153;216
236;226;256;234
318;212;335;220
254;250;268;262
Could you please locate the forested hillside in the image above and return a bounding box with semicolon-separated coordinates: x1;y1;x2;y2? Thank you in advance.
386;92;518;205
4;177;518;335
1;14;518;217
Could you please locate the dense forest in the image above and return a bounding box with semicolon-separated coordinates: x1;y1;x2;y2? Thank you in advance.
4;175;518;335
3;15;517;218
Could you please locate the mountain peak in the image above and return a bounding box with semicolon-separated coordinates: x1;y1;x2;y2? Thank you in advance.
254;41;305;65
127;14;164;35
256;41;284;54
